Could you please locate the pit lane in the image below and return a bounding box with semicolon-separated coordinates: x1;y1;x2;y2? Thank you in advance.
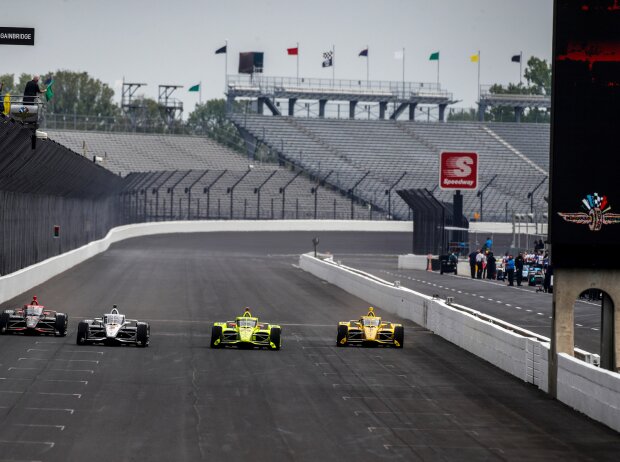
0;232;618;461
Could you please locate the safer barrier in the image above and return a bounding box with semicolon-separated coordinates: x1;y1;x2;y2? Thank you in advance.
298;253;620;433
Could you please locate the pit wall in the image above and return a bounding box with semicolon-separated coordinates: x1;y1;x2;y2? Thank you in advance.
298;253;620;433
0;220;410;305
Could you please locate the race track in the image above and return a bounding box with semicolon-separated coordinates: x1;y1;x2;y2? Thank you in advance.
0;232;618;461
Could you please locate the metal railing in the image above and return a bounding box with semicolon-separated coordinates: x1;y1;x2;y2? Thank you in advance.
227;74;450;99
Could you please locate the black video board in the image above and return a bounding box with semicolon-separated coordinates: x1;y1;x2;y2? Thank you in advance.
550;0;620;268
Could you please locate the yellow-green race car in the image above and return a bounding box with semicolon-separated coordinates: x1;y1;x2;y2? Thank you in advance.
337;307;403;348
210;308;281;350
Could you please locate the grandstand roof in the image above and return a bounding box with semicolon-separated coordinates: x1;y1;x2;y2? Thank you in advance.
227;75;454;105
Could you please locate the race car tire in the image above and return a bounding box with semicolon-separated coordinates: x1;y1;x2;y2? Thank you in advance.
76;321;89;345
54;314;67;337
136;322;149;347
210;326;223;348
394;326;404;348
337;325;348;346
269;327;281;350
0;312;9;334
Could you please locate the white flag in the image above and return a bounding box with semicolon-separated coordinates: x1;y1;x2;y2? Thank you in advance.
394;50;404;60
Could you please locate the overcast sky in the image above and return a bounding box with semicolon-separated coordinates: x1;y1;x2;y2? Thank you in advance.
3;0;553;112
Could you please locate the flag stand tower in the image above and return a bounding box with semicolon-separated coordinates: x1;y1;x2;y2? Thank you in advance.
121;80;147;130
158;85;184;129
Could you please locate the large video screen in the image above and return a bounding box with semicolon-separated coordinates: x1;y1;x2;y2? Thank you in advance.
550;0;620;268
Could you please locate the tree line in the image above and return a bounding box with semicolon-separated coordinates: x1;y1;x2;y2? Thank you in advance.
448;56;552;122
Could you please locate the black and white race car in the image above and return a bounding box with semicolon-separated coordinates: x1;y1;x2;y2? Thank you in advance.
0;301;68;336
76;306;150;347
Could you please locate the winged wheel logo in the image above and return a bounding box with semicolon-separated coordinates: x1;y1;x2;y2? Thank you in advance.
558;193;620;231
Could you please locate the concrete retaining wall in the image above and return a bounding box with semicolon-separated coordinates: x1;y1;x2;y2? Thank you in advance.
299;253;620;433
0;220;410;305
558;353;620;432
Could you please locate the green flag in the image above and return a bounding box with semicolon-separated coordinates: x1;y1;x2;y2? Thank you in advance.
188;83;200;92
429;51;439;61
45;79;54;101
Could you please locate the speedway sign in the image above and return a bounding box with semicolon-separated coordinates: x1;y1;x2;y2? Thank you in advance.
0;27;35;46
439;151;478;190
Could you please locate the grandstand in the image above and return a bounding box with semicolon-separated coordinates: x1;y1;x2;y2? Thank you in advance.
46;130;258;176
485;122;550;171
230;114;550;221
46;130;374;220
43;73;552;224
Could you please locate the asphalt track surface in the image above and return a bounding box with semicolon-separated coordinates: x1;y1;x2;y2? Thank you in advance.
0;232;618;461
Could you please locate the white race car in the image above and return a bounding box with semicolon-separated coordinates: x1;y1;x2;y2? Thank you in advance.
76;306;150;347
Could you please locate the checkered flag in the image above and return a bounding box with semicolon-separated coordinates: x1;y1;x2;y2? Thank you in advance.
322;51;333;68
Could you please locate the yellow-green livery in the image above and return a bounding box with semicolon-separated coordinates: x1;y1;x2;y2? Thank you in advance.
337;307;403;348
210;308;281;350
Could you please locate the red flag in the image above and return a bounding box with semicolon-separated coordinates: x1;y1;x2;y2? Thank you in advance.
287;47;298;56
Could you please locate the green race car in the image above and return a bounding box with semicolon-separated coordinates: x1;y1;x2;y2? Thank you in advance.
210;308;281;350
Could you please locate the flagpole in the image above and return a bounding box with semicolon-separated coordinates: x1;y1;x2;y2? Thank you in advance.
224;39;228;86
402;47;405;98
199;81;202;105
477;50;481;102
519;51;523;85
437;53;440;87
366;45;369;87
296;42;299;84
332;44;335;85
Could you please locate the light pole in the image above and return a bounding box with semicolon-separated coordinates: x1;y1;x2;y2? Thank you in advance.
141;171;167;221
349;171;370;219
527;176;548;221
153;170;177;222
312;170;333;219
168;170;191;220
228;166;253;219
255;170;277;219
385;171;407;219
185;170;209;219
203;170;227;219
128;173;154;223
280;170;303;219
476;174;497;222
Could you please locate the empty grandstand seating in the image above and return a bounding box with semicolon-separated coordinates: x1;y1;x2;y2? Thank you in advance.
47;117;551;222
230;114;550;221
45;130;373;220
484;123;550;171
46;130;258;175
